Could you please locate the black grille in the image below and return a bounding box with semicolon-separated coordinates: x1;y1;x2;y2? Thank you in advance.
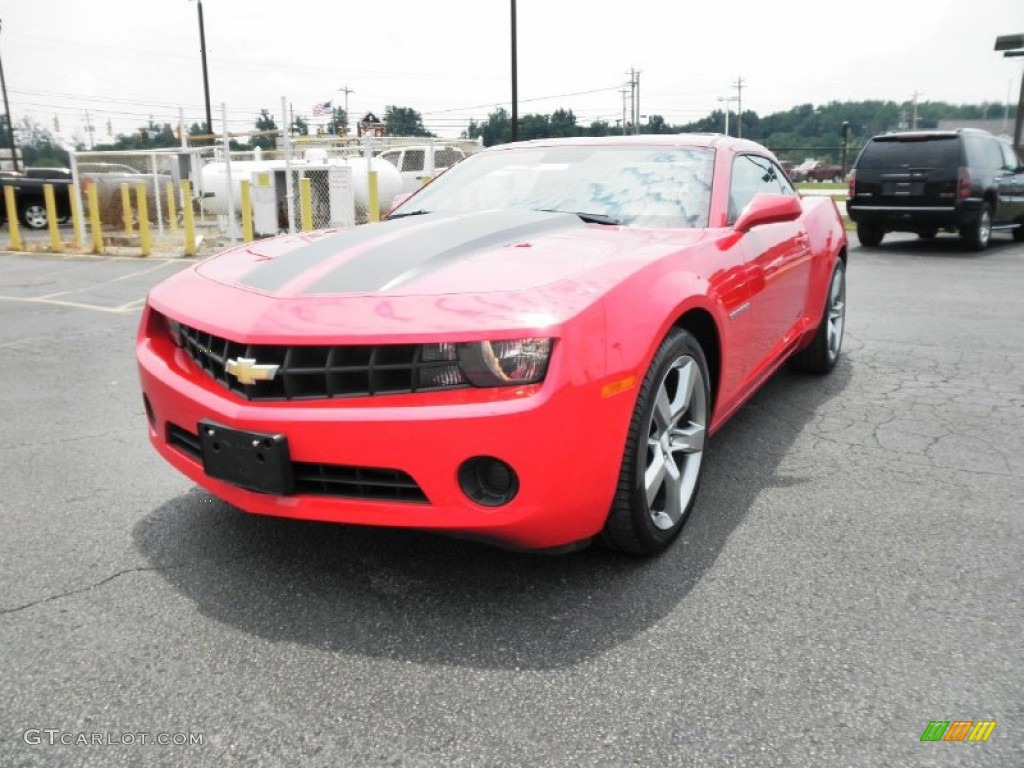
166;423;428;503
177;323;467;401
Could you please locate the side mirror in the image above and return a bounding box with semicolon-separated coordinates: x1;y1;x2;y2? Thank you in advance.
733;193;802;233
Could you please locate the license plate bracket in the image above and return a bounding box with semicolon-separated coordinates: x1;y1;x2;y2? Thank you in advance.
198;420;294;495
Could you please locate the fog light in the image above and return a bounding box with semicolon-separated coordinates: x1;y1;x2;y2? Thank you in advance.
458;456;519;507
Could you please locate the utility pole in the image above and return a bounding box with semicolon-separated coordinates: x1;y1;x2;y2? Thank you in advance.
620;87;629;135
510;0;518;141
635;70;641;134
84;110;95;149
910;91;920;130
195;0;213;137
338;84;353;134
0;18;19;171
733;76;745;138
626;68;641;135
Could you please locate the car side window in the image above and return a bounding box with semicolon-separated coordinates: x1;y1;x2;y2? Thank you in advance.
402;150;425;173
999;141;1020;171
984;139;1005;172
728;154;794;224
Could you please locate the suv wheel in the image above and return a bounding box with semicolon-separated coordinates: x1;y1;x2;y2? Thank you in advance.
857;223;884;247
960;204;992;251
19;202;49;230
1012;223;1024;243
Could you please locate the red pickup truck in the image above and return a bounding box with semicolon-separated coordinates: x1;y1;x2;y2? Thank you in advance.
790;160;844;183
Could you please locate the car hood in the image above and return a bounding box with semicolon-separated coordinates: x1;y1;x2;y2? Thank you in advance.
151;210;708;341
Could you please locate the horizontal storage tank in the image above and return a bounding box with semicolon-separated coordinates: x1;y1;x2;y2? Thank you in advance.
199;156;402;219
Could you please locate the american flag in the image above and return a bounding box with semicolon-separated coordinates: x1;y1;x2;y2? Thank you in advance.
312;101;332;117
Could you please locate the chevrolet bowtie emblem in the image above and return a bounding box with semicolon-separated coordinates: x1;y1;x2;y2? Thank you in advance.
225;357;279;385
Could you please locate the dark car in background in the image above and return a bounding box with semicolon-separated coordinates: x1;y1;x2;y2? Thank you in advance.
847;129;1024;249
0;167;73;229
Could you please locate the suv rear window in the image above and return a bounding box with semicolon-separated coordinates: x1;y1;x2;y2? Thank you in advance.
858;137;960;169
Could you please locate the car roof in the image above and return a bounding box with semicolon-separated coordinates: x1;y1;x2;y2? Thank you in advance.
479;133;771;155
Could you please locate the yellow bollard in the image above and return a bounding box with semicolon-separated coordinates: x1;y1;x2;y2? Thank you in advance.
87;184;104;254
299;177;313;232
68;184;83;251
181;180;196;257
44;184;64;253
165;181;178;232
136;184;151;257
367;170;380;223
120;183;134;235
4;187;22;252
4;187;22;251
240;180;254;242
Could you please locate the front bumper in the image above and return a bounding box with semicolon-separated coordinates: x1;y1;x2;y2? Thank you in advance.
137;308;635;550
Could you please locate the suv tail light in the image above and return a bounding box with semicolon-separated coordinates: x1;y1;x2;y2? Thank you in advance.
957;167;972;199
847;169;856;199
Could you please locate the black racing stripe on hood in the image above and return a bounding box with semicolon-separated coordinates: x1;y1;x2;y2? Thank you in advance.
303;209;582;294
239;216;426;292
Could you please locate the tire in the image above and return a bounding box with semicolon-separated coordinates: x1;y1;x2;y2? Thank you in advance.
20;201;48;230
857;223;883;247
1012;223;1024;243
601;328;710;555
790;258;846;374
960;203;992;251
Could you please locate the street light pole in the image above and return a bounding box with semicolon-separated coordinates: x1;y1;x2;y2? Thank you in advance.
195;0;213;137
717;96;737;137
0;19;19;172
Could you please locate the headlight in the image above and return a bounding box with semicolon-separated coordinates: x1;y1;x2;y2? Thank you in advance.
456;338;552;387
165;317;185;347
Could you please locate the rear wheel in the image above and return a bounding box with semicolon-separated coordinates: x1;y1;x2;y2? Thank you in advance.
601;329;710;555
19;202;48;230
857;223;884;247
960;204;992;251
1012;223;1024;242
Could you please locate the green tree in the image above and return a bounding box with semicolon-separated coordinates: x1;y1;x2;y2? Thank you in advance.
291;115;309;136
326;106;348;136
464;108;512;146
251;109;278;150
384;105;433;137
11;116;69;167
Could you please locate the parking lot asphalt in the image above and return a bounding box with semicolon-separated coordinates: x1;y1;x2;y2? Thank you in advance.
1;233;1022;767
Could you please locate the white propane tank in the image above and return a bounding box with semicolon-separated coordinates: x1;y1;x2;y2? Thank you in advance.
198;156;403;219
345;156;402;214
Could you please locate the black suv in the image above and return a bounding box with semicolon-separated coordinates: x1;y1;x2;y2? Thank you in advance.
847;129;1024;250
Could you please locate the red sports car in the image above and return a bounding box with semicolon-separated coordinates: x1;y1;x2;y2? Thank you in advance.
137;135;847;555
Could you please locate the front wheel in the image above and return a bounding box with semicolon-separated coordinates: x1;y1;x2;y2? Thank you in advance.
19;202;48;230
790;258;846;374
960;204;991;251
601;329;710;555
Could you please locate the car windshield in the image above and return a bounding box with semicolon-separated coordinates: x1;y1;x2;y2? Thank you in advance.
396;144;714;228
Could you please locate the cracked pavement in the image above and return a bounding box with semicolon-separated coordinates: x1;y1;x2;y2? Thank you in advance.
1;235;1022;767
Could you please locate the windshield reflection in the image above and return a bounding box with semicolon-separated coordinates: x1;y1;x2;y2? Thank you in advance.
396;145;714;229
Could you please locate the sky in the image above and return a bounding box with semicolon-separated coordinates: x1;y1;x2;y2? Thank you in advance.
2;0;1022;145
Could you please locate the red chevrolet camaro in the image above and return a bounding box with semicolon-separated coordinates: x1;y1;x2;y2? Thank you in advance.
137;135;847;555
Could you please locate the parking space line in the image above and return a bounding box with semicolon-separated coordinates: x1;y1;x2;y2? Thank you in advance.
0;295;144;314
33;260;178;299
